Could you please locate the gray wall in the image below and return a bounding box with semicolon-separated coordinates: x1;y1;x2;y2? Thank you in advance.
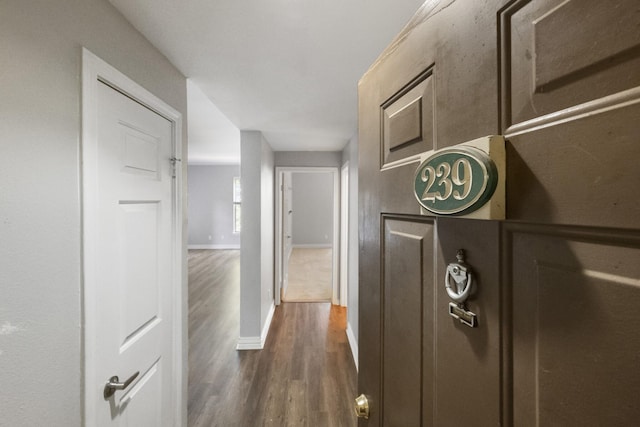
292;172;334;246
275;151;342;167
342;135;359;366
240;131;274;342
188;164;241;248
0;0;188;424
260;140;275;327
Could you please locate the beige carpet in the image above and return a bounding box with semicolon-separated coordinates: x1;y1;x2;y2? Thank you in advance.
283;248;332;302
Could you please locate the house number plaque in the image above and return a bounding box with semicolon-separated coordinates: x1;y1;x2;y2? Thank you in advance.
412;136;505;219
413;146;497;215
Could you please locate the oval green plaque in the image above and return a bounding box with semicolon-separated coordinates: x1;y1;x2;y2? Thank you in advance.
413;146;498;215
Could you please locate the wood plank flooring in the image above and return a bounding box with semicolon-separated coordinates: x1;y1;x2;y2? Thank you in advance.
188;249;357;427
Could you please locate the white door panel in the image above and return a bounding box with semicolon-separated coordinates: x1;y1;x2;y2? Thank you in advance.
91;81;174;426
282;171;293;296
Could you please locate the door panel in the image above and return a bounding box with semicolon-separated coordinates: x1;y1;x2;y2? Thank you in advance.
506;103;640;229
502;0;640;229
120;361;161;427
382;217;434;426
119;202;160;345
381;68;435;167
359;1;506;425
434;219;502;426
93;81;173;426
502;0;640;128
507;226;640;425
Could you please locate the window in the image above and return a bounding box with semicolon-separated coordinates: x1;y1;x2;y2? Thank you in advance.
233;176;241;233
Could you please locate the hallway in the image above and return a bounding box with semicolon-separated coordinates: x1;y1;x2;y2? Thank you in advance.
188;249;357;426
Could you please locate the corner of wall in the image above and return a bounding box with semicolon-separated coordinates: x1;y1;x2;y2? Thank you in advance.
236;301;275;351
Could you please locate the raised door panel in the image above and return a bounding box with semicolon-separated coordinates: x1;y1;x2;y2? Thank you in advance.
501;0;640;228
118;202;161;349
506;102;640;229
506;226;640;425
381;68;435;168
381;217;435;426
119;360;162;426
501;0;640;129
435;218;502;426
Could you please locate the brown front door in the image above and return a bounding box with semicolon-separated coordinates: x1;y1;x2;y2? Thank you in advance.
358;0;640;425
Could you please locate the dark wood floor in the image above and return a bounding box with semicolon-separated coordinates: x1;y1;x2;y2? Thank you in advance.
188;249;357;427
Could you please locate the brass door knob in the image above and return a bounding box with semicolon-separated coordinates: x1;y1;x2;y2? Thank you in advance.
354;394;370;419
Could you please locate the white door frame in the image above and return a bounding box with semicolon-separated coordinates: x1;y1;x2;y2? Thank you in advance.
81;48;184;425
340;162;349;307
275;167;340;305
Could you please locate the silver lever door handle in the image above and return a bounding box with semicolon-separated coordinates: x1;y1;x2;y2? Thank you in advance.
103;371;139;399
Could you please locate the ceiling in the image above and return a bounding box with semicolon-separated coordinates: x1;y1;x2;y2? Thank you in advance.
108;0;426;163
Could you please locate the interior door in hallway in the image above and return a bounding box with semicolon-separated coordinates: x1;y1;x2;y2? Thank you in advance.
281;171;293;302
357;0;640;425
85;80;177;426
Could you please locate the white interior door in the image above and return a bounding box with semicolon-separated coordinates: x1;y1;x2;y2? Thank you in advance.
86;80;175;426
282;171;293;298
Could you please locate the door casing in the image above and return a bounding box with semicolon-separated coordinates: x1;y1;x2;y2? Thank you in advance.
81;48;184;426
340;162;350;307
274;167;340;305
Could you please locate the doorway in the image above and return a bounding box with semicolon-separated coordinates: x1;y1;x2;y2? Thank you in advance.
275;167;339;305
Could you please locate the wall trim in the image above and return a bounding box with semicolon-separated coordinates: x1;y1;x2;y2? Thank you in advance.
236;302;276;350
188;244;240;250
346;322;358;371
291;243;333;249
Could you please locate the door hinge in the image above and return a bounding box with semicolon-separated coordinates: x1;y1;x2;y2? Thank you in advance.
170;156;182;177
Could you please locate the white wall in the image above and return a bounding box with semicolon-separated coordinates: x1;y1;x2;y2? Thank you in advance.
0;0;188;424
188;164;241;248
239;131;275;348
260;139;275;328
342;135;359;368
292;172;334;246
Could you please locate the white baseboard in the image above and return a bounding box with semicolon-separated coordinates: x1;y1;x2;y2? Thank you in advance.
188;244;240;250
292;243;333;249
236;302;276;350
235;335;262;350
346;322;358;372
